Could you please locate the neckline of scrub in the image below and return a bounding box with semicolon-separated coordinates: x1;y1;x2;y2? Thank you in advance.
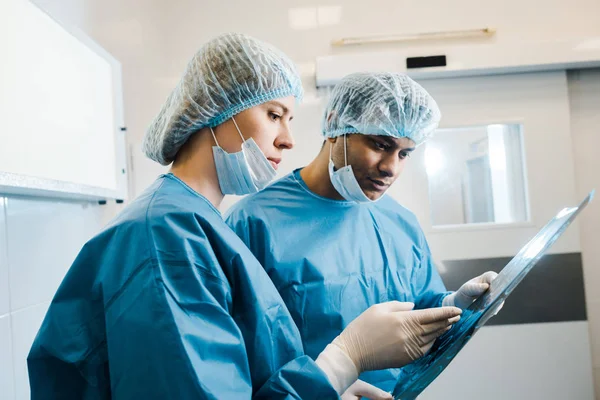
161;173;223;218
291;168;359;207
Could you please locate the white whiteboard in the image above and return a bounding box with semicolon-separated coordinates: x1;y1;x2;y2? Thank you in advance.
0;0;126;201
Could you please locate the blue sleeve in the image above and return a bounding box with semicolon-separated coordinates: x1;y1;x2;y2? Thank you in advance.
226;206;273;268
411;237;452;309
106;258;337;399
225;206;253;247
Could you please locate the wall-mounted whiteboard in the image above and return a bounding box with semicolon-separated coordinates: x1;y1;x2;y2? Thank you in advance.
0;0;127;201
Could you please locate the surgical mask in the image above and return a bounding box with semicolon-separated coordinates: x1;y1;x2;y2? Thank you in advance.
328;135;374;203
211;117;277;195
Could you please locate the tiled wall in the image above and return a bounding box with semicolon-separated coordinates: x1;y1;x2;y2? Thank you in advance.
0;197;107;399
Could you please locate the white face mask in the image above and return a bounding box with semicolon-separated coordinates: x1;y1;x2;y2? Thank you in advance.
328;135;374;203
211;117;277;195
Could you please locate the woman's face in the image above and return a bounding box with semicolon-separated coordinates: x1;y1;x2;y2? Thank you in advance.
212;96;296;170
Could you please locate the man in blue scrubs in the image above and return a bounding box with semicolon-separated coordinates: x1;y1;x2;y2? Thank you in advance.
227;72;498;392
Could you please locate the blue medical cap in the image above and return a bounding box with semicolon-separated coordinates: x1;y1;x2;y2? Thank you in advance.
322;72;440;146
144;33;303;165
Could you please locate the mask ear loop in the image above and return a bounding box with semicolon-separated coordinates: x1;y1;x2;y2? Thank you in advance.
211;117;245;150
329;135;349;168
210;127;220;147
343;134;348;167
231;117;246;145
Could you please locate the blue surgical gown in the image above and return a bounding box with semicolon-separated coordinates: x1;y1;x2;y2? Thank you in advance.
27;173;338;399
226;169;451;392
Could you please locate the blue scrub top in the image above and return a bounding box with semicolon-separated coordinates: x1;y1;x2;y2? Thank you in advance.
226;169;450;391
28;173;338;399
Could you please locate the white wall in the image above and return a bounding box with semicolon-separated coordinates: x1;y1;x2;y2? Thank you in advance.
2;0;599;398
568;68;600;399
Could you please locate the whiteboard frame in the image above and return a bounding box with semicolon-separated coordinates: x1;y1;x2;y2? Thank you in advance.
0;2;128;202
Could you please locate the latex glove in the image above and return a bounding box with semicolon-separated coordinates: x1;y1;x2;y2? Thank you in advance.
315;301;461;394
443;271;499;310
340;380;392;400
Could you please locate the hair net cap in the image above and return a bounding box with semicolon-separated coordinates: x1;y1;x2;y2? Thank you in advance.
143;33;303;165
322;72;441;146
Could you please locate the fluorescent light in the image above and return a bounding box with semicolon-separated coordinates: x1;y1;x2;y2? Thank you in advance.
317;6;341;26
332;28;496;47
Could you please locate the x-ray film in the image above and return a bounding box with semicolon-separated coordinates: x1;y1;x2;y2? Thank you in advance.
393;191;594;400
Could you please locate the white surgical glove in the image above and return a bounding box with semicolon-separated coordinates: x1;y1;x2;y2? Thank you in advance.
315;301;462;394
341;380;392;400
443;271;499;310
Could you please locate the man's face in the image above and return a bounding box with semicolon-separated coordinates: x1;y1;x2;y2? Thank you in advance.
330;134;416;201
